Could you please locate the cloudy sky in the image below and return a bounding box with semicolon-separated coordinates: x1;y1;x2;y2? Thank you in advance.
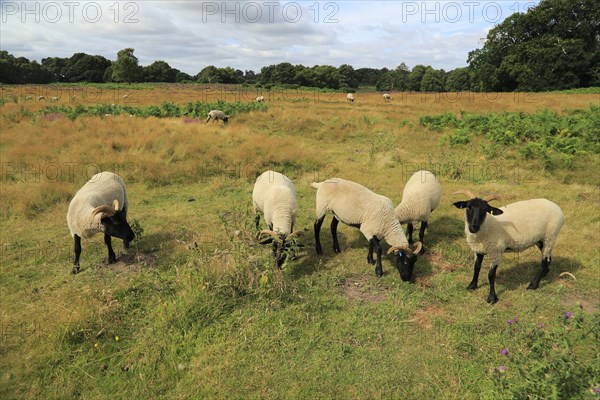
1;1;540;74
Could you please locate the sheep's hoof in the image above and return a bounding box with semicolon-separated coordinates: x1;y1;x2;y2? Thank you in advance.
486;293;498;304
367;257;374;265
108;256;117;264
71;266;80;274
333;247;341;254
419;246;425;255
526;282;539;290
375;268;383;277
124;240;130;249
466;283;478;291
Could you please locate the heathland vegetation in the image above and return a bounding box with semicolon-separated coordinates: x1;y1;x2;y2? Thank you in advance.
1;85;598;398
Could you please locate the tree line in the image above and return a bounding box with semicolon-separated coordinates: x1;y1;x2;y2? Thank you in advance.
1;0;597;92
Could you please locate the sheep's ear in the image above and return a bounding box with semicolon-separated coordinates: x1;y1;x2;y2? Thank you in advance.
453;201;468;209
112;199;120;211
488;206;503;216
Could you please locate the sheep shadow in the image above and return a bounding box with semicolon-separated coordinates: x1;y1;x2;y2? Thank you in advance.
468;255;583;297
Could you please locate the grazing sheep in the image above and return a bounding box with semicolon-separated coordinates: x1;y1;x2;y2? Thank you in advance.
313;178;421;280
38;96;45;101
256;96;265;102
67;171;135;274
123;94;129;99
253;170;302;268
51;96;59;102
206;109;229;124
395;170;442;252
453;190;564;304
383;93;392;101
346;93;355;102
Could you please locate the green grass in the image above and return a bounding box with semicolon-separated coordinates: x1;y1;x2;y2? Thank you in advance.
1;89;599;399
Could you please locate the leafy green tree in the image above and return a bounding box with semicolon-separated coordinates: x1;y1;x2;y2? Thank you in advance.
338;64;358;89
408;65;429;91
112;48;142;84
446;68;473;91
468;0;599;91
41;57;69;82
143;60;177;82
420;67;447;92
66;53;111;82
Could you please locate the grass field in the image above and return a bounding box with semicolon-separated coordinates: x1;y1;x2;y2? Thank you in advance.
1;85;599;399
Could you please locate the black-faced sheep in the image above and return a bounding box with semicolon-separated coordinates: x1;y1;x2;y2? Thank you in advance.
453;190;564;304
67;172;135;274
313;178;421;281
206;110;229;124
253;170;302;268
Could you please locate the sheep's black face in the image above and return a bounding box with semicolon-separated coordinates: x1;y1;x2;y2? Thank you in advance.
101;211;135;242
394;252;417;282
453;198;503;233
272;240;287;268
223;116;229;124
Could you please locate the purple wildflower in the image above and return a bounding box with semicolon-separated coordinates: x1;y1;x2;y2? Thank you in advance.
592;387;600;394
501;348;509;356
498;366;506;373
507;319;513;325
564;311;573;319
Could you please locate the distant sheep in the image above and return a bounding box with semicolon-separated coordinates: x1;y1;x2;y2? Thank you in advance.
38;96;45;101
256;96;264;102
67;171;135;274
383;93;392;101
206;110;229;124
395;170;442;251
453;190;564;304
313;178;421;281
253;170;302;267
51;96;59;102
346;93;354;102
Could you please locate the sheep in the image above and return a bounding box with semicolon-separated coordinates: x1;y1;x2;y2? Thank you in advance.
395;170;442;252
51;96;59;102
346;93;354;102
252;170;302;268
67;171;135;274
453;190;564;304
312;178;422;280
206;109;229;124
383;93;393;101
256;96;264;102
38;96;45;101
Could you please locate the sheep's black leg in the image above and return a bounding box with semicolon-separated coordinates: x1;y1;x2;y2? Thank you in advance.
254;214;260;230
487;264;499;304
371;236;383;277
406;223;414;244
314;217;325;255
72;235;82;274
418;221;428;253
367;239;375;265
331;218;341;253
467;253;484;290
528;255;551;290
105;234;117;264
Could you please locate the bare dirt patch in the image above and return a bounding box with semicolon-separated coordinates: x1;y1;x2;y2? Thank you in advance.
411;305;449;330
340;275;387;303
94;251;156;273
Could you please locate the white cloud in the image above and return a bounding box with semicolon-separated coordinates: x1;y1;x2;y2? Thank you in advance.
0;0;541;74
